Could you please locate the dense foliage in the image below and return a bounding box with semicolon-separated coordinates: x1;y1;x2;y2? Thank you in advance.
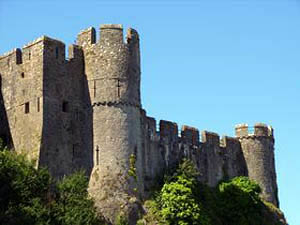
0;150;103;225
0;146;286;225
138;159;286;225
159;160;210;225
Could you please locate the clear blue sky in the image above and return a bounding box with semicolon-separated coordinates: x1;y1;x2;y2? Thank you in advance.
0;0;299;223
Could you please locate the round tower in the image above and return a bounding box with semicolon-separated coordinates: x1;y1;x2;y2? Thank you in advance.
235;123;279;207
85;24;143;222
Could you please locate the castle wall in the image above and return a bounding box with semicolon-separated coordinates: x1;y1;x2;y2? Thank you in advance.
141;120;250;192
221;136;248;179
39;37;93;178
0;40;44;162
141;114;165;194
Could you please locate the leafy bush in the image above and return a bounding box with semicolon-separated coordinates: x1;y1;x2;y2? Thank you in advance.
216;177;263;225
0;150;51;224
53;171;101;225
158;159;210;225
0;148;286;225
0;150;104;225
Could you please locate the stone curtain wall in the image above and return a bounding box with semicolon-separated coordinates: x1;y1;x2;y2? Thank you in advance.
0;39;44;163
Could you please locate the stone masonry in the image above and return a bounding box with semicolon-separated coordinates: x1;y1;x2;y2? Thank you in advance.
0;24;279;223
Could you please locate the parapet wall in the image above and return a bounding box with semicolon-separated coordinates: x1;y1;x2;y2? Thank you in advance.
141;115;277;202
142;115;250;188
235;123;274;138
77;24;139;48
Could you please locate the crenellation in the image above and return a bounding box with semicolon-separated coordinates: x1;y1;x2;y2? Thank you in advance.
77;27;96;47
99;24;124;45
221;135;240;148
201;130;220;145
146;116;157;138
68;44;83;60
254;123;273;137
181;125;199;146
159;120;178;140
126;28;139;44
43;37;66;62
235;123;249;137
0;24;280;222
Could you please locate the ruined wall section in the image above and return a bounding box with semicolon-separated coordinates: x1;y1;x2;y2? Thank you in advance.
0;40;44;162
236;123;279;207
78;25;143;222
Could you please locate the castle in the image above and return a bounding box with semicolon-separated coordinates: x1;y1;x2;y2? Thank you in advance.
0;24;279;222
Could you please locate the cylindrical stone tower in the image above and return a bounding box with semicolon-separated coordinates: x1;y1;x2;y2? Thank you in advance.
80;24;143;223
235;123;279;207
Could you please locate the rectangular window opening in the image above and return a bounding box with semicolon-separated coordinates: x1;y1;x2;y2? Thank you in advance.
94;80;96;98
62;101;69;112
37;97;40;112
25;102;30;114
55;47;59;59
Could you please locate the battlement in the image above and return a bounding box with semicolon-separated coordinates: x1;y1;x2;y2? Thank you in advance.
220;136;241;148
77;27;96;47
235;123;273;138
201;131;220;145
76;24;139;48
159;120;178;140
0;35;73;66
68;44;83;60
150;119;242;149
181;125;199;145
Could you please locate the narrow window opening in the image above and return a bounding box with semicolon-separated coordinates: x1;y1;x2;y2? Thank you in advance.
28;52;31;60
72;145;75;162
62;101;69;112
116;79;121;98
21;72;25;78
37;97;40;112
55;47;59;59
16;49;22;64
75;109;80;121
93;80;96;97
25;102;30;114
96;145;99;166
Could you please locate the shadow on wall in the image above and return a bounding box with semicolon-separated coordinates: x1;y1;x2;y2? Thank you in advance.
0;74;14;149
38;48;93;178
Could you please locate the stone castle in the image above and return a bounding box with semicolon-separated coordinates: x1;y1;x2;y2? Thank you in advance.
0;24;279;222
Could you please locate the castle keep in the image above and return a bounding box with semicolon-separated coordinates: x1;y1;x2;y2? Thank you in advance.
0;24;279;221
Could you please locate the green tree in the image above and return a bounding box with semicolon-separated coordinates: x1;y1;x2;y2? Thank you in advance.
0;149;105;225
53;171;102;225
159;159;210;225
0;150;52;225
216;176;263;225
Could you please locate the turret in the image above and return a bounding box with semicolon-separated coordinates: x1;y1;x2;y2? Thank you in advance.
235;123;279;207
78;24;142;223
